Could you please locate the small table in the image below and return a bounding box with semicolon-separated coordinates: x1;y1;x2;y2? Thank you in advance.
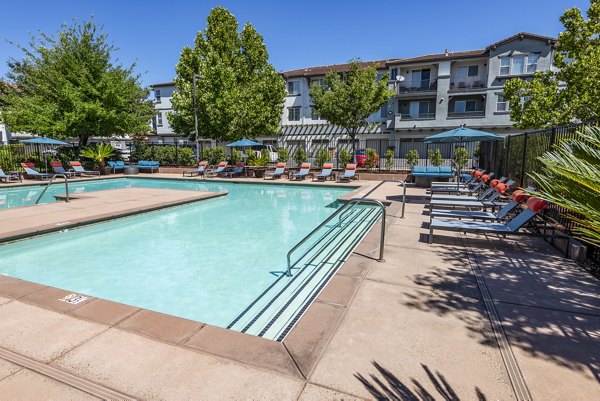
8;171;22;182
123;166;139;175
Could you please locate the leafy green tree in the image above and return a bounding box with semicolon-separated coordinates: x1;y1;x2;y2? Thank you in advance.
170;7;286;142
529;127;600;245
365;148;378;169
453;147;469;171
406;150;419;169
338;148;352;167
231;148;242;165
310;60;395;157
314;147;330;168
0;20;153;150
294;148;307;166
428;149;443;166
277;147;289;163
384;149;394;170
503;1;600;128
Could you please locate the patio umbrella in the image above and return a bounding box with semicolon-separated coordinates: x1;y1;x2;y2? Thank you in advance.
20;137;70;172
424;127;502;185
225;138;262;147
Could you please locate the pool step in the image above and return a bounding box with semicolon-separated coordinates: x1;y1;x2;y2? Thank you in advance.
227;205;382;341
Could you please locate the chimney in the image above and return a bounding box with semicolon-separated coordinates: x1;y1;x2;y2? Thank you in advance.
444;49;449;57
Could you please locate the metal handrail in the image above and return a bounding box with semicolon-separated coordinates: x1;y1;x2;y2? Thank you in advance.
286;197;386;276
35;174;69;205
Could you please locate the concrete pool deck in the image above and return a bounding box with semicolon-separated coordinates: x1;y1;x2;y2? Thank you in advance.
0;178;598;399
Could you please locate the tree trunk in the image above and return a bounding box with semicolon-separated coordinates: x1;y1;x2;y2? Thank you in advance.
350;129;357;162
78;133;89;153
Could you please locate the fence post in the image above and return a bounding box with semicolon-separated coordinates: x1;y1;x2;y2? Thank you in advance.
549;126;557;148
175;142;179;166
519;132;528;187
504;135;511;177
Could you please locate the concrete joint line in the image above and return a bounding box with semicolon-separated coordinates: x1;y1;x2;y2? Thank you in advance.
0;346;136;400
462;235;532;401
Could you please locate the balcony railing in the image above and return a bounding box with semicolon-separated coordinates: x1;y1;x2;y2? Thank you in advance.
447;110;486;118
396;79;438;94
449;75;487;90
399;112;436;120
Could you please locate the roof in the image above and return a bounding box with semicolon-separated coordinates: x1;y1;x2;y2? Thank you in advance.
386;49;488;66
280;123;382;136
486;32;558;50
282;60;391;78
150;81;175;88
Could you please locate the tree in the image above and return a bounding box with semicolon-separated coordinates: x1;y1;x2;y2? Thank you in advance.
529;127;600;245
0;20;153;150
310;60;395;158
503;1;600;128
170;7;285;142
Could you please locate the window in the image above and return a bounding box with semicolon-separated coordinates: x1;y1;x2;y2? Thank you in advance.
288;107;301;121
311;106;321;120
500;58;510;75
390;68;398;81
512;56;525;75
156;112;163;126
311;78;325;88
287;81;300;95
497;95;508;112
155;89;161;102
457;65;479;78
527;54;538;73
454;100;477;113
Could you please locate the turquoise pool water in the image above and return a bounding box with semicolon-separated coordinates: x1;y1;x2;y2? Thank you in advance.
0;178;353;333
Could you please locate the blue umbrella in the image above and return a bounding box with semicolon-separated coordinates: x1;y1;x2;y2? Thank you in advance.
424;126;502;143
20;137;70;145
225;138;262;147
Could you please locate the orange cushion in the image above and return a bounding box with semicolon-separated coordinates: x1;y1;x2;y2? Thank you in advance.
21;162;35;168
236;162;244;167
511;190;529;203
490;179;500;187
526;197;548;212
218;162;227;167
346;165;356;170
300;163;310;169
323;163;333;169
495;183;507;194
480;174;490;182
50;162;61;167
71;161;82;166
199;161;208;166
473;171;483;178
276;163;286;168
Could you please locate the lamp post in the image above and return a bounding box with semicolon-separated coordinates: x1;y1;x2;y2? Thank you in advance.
192;73;202;162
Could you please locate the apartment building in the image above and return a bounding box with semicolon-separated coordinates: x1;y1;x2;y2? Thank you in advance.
148;32;557;151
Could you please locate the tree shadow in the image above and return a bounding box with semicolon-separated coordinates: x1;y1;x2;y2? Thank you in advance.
355;361;487;401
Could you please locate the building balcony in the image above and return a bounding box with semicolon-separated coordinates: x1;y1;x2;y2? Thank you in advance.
395;80;438;95
399;112;436;121
447;110;486;118
449;75;488;91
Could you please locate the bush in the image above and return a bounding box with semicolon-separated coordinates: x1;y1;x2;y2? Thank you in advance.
199;146;227;165
406;150;419;169
277;147;289;163
247;149;270;167
131;144;195;166
384;149;394;170
0;144;26;171
453;147;469;171
428;149;443;166
314;148;330;168
231;149;242;165
365;148;378;169
294;148;307;166
338;148;352;167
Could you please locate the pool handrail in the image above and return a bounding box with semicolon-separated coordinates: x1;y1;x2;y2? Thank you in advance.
35;174;69;205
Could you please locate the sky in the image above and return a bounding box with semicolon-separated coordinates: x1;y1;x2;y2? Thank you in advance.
0;0;591;87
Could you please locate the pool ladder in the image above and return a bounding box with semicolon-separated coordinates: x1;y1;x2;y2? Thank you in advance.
285;198;386;276
35;174;70;205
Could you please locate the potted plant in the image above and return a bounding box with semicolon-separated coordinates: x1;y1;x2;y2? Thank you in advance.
384;149;394;172
453;147;469;180
81;143;116;175
338;148;352;169
247;149;270;178
406;149;419;182
293;148;307;167
314;148;329;168
428;148;443;166
277;147;289;163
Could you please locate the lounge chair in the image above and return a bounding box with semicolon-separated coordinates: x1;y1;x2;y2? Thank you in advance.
430;180;515;202
429;197;548;243
222;163;245;178
313;163;334;181
430;173;495;194
337;164;357;182
430;190;529;221
70;161;100;176
431;170;481;187
264;163;287;180
20;163;52;180
0;168;21;183
289;163;312;180
183;161;208;177
428;183;510;213
206;162;228;177
50;162;77;178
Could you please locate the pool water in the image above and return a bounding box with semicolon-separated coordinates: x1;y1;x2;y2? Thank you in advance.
0;178;353;334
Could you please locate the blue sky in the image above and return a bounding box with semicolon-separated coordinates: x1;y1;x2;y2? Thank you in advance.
0;0;590;86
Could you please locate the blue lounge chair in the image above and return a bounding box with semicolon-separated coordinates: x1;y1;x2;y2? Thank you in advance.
337;164;357;182
70;161;100;176
429;197;548;243
20;163;52;180
264;163;287;180
183;161;208;177
430;173;495;194
289;163;312;180
0;168;21;183
431;180;515;201
222;162;245;178
107;161;125;174
50;161;77;178
428;183;511;213
313;163;334;181
206;162;228;177
430;190;529;221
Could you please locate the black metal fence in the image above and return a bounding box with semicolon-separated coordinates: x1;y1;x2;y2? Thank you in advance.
480;121;600;267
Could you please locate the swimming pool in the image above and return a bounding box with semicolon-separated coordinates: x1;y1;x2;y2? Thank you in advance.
0;178;377;340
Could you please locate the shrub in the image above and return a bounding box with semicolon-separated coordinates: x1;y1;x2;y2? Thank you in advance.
384;149;394;170
0;144;26;171
453;147;469;171
277;147;289;163
428;148;443;166
294;148;307;166
338;148;352;167
406;150;419;169
247;149;270;167
231;148;242;165
314;148;330;168
199;146;227;165
365;148;378;169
